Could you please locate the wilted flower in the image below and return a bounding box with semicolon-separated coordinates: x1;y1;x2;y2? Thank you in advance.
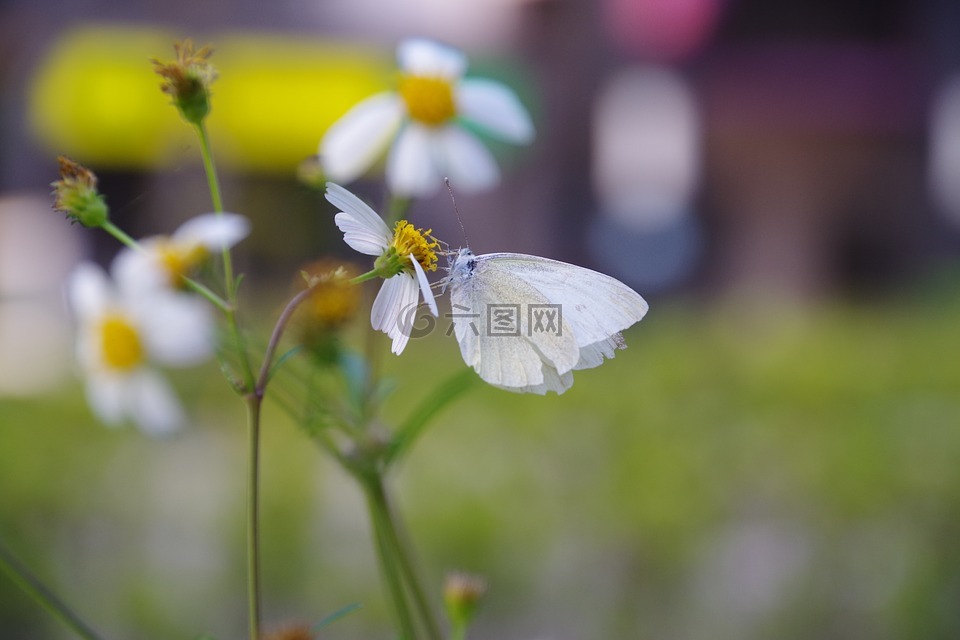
51;156;108;228
443;571;487;631
68;261;215;435
321;38;534;196
325;182;438;354
299;261;361;329
152;39;217;124
112;213;250;292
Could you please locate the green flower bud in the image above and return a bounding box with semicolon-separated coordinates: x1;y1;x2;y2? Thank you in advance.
443;571;487;632
151;39;217;125
51;156;109;228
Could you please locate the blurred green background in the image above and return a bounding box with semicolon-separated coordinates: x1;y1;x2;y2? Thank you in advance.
4;0;960;638
3;290;960;639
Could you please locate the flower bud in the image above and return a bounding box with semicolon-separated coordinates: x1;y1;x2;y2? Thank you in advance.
296;261;361;364
296;155;327;191
152;39;217;125
443;571;487;631
51;156;108;228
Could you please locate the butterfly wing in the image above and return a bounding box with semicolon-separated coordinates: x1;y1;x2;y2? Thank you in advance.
479;253;648;349
449;256;579;394
449;252;647;394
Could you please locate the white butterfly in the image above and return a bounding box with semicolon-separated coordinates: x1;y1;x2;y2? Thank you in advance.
443;248;648;394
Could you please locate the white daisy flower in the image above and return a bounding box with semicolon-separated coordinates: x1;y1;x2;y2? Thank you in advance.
321;38;535;196
112;212;250;292
325;183;438;354
67;261;215;435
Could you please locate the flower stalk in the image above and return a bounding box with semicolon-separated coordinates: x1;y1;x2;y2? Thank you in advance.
0;538;106;640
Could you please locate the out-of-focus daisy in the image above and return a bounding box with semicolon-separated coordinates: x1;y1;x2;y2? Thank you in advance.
321;38;534;196
325;183;438;354
68;261;215;435
112;213;249;291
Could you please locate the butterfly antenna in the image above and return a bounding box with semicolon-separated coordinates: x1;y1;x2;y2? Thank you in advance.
445;177;469;246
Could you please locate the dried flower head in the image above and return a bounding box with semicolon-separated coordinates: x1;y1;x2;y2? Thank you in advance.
51;156;108;227
443;571;487;630
301;261;361;329
151;39;217;124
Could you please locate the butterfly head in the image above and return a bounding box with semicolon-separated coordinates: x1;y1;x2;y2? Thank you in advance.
439;247;476;293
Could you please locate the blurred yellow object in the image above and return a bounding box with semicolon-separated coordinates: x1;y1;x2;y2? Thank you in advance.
29;25;393;173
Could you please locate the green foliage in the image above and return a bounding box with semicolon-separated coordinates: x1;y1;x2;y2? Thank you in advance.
2;294;960;638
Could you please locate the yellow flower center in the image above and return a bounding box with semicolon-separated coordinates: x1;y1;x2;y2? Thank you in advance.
391;221;440;272
99;313;144;371
399;75;457;126
157;241;209;285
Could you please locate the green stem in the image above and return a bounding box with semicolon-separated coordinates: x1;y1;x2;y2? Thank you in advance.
348;269;382;286
256;284;317;394
181;276;231;313
101;221;140;252
364;473;443;640
244;394;263;640
0;538;106;640
363;480;418;640
195;122;232;291
194;121;255;392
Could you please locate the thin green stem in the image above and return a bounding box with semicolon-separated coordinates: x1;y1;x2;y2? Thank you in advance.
194;121;255;392
348;269;382;286
195;122;233;291
101;221;140;252
0;538;106;640
244;394;263;640
376;479;443;640
362;478;418;640
256;284;318;395
181;276;231;313
365;473;443;640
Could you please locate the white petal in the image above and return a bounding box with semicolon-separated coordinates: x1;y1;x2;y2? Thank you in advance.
370;275;404;332
85;372;127;426
458;78;535;143
67;262;111;321
370;275;419;355
112;242;169;296
326;182;391;254
137;293;214;367
398;39;467;79
173;213;251;251
386;124;441;196
409;255;438;316
127;369;184;436
320;93;404;182
334;213;391;255
437;126;500;194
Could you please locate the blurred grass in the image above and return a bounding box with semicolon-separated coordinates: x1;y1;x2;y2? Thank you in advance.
2;292;960;639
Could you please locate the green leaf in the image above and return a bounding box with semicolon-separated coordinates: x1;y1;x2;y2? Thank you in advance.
313;601;363;631
386;368;477;464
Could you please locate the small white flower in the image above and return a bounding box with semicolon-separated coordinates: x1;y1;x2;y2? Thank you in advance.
112;213;250;292
321;38;534;196
67;261;215;435
325;183;438;355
